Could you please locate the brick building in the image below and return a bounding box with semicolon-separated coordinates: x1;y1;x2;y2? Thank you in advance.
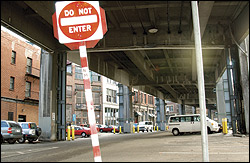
1;29;41;124
132;88;156;125
66;62;103;125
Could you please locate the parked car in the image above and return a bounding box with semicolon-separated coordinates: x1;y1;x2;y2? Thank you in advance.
66;126;91;138
99;125;119;133
17;122;42;143
138;121;153;132
80;124;100;132
1;120;23;144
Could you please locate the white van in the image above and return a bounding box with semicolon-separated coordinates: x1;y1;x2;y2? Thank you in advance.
138;121;153;132
167;114;220;136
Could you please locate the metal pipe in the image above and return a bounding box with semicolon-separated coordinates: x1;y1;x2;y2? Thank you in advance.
191;1;209;162
61;52;67;140
81;45;225;53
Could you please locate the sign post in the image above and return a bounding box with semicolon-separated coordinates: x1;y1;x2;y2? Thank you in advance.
53;1;107;162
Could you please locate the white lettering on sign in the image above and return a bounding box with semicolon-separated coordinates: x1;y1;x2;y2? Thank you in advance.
69;25;91;33
61;15;97;26
64;9;74;16
79;8;92;15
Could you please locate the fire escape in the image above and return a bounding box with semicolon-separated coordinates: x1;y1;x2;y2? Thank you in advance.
24;65;40;104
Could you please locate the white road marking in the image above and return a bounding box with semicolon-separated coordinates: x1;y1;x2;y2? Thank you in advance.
1;147;59;159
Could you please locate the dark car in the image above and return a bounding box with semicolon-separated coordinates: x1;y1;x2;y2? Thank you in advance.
1;120;23;144
17;122;42;143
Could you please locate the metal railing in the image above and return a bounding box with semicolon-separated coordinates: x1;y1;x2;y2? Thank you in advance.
26;66;40;78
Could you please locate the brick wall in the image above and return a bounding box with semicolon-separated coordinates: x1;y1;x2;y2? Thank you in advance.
1;30;40;124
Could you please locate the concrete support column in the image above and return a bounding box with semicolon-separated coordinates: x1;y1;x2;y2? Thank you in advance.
239;38;249;134
207;109;211;119
226;47;237;134
216;77;227;124
182;100;185;115
192;106;196;114
156;98;166;131
56;51;67;140
39;49;53;141
118;84;132;133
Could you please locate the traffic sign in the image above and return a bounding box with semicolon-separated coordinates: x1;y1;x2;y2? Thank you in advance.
55;1;103;44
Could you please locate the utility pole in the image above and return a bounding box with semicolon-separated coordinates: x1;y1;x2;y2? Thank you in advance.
191;1;209;162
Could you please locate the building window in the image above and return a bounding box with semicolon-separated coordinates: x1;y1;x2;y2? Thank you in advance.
93;92;100;105
91;71;101;82
66;85;72;97
112;90;117;103
148;95;153;105
106;89;111;102
8;112;14;121
167;106;174;112
66;64;72;74
26;57;32;74
106;89;117;103
141;92;143;103
11;50;16;64
134;91;138;103
10;77;15;90
144;94;146;104
25;81;31;97
75;66;83;80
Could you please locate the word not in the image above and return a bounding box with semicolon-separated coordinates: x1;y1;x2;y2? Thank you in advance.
64;8;92;17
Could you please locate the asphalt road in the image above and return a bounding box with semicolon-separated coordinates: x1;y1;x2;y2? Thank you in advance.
1;131;249;162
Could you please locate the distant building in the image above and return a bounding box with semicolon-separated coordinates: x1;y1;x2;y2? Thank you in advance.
102;76;119;126
66;62;103;125
1;30;41;124
132;88;157;125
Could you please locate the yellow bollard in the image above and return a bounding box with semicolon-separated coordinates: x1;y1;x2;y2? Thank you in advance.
67;126;71;141
113;127;116;134
157;126;158;131
137;126;139;133
154;126;155;131
119;126;122;134
133;126;135;133
222;118;228;134
72;126;75;140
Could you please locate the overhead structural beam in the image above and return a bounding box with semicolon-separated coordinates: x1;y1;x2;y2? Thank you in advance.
1;1;66;52
231;3;249;43
160;85;178;99
106;11;120;29
124;50;155;82
148;8;156;27
163;50;174;73
79;45;225;53
191;1;214;40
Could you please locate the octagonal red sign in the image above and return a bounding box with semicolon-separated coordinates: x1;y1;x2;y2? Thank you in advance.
55;1;103;44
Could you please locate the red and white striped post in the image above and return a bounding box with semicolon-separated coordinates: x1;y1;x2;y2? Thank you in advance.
79;42;102;162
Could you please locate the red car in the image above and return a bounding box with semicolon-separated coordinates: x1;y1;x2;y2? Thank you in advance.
66;126;91;138
99;125;119;133
80;124;100;132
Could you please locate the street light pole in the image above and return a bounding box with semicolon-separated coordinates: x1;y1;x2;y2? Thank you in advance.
191;1;209;162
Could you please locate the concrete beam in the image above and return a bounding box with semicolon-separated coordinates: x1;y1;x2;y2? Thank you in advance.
85;45;225;53
191;1;214;40
231;3;249;43
1;1;66;52
124;50;155;82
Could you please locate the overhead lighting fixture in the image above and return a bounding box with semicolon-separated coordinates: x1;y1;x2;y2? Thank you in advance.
148;27;158;34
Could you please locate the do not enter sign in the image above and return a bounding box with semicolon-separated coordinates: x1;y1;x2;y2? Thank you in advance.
55;1;103;44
